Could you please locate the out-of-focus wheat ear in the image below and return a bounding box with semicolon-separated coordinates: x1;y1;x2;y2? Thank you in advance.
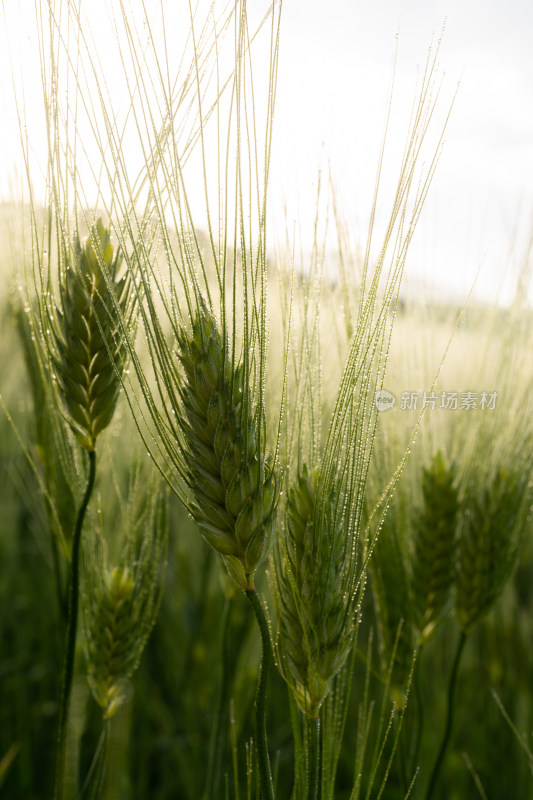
86;566;136;719
175;307;279;590
51;218;133;452
456;467;529;634
84;486;167;719
369;515;414;708
276;465;354;718
411;451;459;644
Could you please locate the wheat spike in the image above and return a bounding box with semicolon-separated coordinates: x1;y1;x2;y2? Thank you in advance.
370;514;414;708
176;307;279;590
276;465;353;718
411;451;459;644
84;488;167;718
456;467;527;633
51;218;132;452
86;566;136;719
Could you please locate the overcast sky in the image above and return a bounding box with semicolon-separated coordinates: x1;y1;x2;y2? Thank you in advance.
272;0;533;303
2;0;532;303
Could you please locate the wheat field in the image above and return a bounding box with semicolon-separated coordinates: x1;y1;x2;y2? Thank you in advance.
1;2;532;799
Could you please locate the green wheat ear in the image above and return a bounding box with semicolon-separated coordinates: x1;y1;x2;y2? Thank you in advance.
86;566;136;719
51;218;133;452
456;467;529;634
276;465;353;718
369;514;414;708
84;490;167;719
176;307;279;591
411;451;459;644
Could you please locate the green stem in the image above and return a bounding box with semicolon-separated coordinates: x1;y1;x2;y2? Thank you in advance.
396;714;409;794
425;631;467;800
54;449;96;800
411;653;425;776
245;589;276;800
307;714;320;800
204;596;232;800
82;725;107;799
